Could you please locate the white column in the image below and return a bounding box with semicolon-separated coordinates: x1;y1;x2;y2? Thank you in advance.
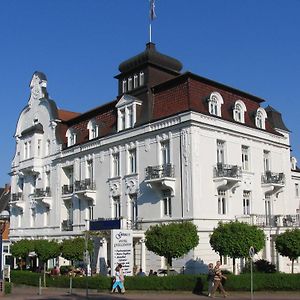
140;238;146;272
265;233;271;262
97;238;108;275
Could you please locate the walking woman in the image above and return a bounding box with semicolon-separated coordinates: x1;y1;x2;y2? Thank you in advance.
207;263;214;297
111;265;125;294
210;261;228;298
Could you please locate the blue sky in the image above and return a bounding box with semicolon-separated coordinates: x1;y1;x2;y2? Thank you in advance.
1;0;300;186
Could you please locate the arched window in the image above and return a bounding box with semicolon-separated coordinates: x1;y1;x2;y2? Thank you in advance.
233;100;247;123
87;119;99;140
255;108;267;129
208;92;224;117
66;128;77;147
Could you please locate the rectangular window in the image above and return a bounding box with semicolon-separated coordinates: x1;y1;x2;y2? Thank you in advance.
218;190;226;215
112;153;120;177
243;191;251;215
113;196;121;219
162;190;172;217
24;142;28;159
45;171;50;189
128;77;133;91
139;72;144;86
242;146;249;171
161;140;170;165
263;150;271;172
217;140;225;164
87;160;93;181
46;139;51;156
120;109;125;130
128;106;134;128
295;183;299;197
128;149;137;174
122;79;127;93
130;194;138;223
134;75;139;88
89;206;94;220
28;141;31;158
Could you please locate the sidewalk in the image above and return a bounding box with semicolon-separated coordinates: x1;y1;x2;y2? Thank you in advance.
3;286;300;300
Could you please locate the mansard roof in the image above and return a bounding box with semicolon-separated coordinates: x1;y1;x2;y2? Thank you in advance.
265;105;290;132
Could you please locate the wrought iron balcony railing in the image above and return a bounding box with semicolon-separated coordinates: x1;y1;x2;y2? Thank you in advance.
214;163;242;179
11;193;23;202
61;220;73;231
62;185;73;195
74;179;96;192
34;187;51;198
261;171;285;185
145;163;175;180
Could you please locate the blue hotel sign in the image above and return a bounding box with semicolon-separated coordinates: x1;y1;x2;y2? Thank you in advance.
89;219;121;231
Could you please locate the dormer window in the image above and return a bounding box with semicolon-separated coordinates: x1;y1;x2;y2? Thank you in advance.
208;92;223;117
87;119;99;140
116;94;142;132
66;129;77;147
255;107;267;129
233;100;247;123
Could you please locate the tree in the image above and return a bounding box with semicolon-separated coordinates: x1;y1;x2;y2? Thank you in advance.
11;239;35;270
61;237;93;265
210;221;265;273
145;222;199;273
34;239;61;286
275;228;300;273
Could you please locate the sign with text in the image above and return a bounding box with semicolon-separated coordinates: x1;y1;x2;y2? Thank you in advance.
111;229;133;276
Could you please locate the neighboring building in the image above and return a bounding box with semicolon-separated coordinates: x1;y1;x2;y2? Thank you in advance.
0;185;12;271
10;43;300;273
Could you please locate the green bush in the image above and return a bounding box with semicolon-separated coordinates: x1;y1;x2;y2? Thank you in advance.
5;281;12;294
59;265;73;275
242;259;277;273
10;270;300;292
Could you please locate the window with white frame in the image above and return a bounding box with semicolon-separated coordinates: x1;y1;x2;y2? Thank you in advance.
218;190;227;214
113;196;121;219
112;153;120;177
46;139;51;156
128;149;137;174
243;191;251;215
217;140;225;164
37;139;42;157
122;79;127;93
66;129;77;147
45;171;50;189
233;100;247;123
86;159;93;182
255;108;267;129
128;77;133;91
89;206;94;220
242;146;250;171
263;150;271;172
265;195;272;224
295;183;299;197
120;108;126;130
24;142;28;159
162;190;172;217
133;74;139;88
161;140;170;165
87;119;99;140
208;92;224;117
129;194;138;223
128;106;134;128
139;71;144;86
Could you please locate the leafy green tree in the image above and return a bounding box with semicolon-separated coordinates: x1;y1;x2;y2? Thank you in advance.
275;228;300;273
10;239;35;270
61;237;93;265
210;221;265;273
34;239;61;286
145;222;199;273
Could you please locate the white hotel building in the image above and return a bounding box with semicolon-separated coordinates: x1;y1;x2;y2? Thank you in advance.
10;43;300;273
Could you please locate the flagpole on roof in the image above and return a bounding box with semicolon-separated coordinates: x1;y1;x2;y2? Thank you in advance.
149;0;157;43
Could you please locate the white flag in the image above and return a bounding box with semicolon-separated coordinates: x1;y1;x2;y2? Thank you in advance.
150;0;157;21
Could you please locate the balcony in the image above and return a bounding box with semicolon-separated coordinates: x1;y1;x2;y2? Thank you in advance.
33;187;52;208
61;220;73;231
145;164;176;195
74;179;96;205
261;171;285;195
213;163;242;191
10;193;25;211
62;185;73;195
236;214;300;228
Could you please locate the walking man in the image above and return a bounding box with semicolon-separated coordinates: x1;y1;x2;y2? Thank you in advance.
210;261;228;298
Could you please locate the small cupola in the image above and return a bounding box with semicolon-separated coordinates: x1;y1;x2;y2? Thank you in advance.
115;43;183;96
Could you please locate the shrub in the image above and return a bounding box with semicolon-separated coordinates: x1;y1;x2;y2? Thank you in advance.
60;265;73;275
242;259;277;273
5;282;12;294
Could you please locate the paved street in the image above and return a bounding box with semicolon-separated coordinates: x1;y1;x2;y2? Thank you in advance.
3;286;300;300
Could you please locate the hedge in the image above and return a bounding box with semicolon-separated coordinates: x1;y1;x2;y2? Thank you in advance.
11;271;300;292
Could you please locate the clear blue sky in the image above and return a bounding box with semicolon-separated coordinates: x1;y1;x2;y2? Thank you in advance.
1;0;300;186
